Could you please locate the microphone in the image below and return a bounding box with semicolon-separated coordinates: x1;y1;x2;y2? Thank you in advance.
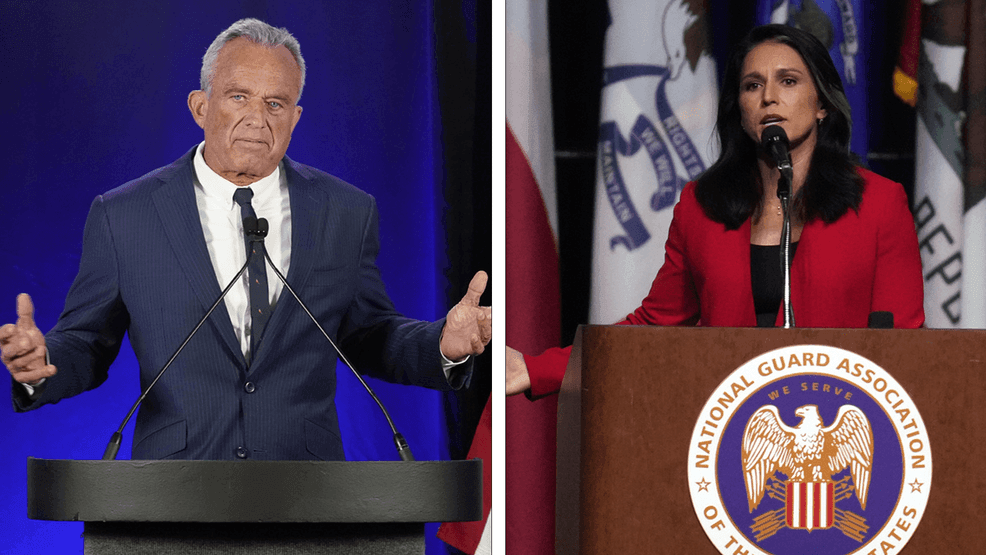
243;215;267;241
252;218;417;462
761;125;794;190
102;218;258;460
867;311;894;329
761;126;796;327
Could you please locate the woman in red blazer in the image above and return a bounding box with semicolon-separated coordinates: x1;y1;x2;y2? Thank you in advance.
507;24;925;398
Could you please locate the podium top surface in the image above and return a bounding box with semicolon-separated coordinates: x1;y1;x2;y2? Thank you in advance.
28;458;483;523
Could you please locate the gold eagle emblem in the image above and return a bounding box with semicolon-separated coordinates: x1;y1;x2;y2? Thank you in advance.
742;404;874;512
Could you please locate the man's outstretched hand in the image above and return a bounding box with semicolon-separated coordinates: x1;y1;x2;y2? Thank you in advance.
0;294;56;384
440;271;492;362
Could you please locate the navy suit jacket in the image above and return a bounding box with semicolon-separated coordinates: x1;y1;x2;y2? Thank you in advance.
13;147;463;460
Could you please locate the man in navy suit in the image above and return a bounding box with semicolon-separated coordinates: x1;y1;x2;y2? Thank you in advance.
0;19;491;461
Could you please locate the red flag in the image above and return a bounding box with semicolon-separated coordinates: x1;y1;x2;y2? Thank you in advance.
505;0;561;552
893;0;922;106
437;397;492;554
505;125;560;555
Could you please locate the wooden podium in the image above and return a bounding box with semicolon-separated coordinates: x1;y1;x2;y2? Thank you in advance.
556;326;986;554
28;458;482;554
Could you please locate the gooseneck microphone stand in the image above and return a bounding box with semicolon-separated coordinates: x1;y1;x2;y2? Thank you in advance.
102;216;416;462
761;125;796;328
777;168;795;329
102;226;256;460
251;218;416;462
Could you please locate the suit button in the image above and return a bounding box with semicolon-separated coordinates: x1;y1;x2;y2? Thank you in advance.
236;446;248;459
244;381;256;393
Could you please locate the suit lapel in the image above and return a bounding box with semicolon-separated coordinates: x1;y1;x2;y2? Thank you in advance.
250;157;320;370
151;149;246;368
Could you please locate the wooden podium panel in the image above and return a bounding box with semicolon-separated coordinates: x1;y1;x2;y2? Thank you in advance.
556;326;986;554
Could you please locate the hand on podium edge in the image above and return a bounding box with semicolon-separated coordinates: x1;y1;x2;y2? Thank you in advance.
505;345;530;396
0;293;57;385
440;271;492;362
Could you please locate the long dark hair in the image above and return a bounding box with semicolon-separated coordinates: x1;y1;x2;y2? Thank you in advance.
695;24;862;229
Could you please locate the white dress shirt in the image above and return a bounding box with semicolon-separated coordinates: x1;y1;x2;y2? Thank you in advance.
190;143;464;371
193;142;291;362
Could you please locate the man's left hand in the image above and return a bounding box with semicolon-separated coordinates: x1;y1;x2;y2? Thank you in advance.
441;271;492;361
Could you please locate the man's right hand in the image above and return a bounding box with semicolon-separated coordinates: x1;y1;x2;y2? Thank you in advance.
0;294;57;384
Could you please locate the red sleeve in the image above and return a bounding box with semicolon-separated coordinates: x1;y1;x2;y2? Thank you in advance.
869;175;925;327
523;346;572;399
522;185;706;399
625;184;701;326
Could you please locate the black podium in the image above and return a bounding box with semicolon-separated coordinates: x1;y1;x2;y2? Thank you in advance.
28;457;482;554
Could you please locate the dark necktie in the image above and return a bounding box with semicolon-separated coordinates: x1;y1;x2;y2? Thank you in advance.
232;188;270;358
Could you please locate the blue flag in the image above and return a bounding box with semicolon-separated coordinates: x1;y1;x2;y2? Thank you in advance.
757;0;869;159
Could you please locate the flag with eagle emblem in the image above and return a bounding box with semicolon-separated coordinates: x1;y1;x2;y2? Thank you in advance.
588;0;718;325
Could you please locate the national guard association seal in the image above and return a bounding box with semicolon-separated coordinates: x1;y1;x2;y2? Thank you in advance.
687;345;931;554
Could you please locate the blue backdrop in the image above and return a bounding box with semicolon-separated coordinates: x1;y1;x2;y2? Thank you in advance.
0;2;476;553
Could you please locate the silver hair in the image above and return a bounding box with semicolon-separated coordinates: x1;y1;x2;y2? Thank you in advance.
200;18;306;101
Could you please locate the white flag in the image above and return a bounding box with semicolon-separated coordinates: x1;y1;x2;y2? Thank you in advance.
590;0;719;324
914;2;986;329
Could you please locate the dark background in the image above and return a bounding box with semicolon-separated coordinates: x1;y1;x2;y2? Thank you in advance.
549;1;916;345
0;2;489;554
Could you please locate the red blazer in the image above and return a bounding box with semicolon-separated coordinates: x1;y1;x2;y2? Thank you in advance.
526;169;924;398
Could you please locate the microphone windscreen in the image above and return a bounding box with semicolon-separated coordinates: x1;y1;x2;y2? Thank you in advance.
761;124;788;147
243;215;259;235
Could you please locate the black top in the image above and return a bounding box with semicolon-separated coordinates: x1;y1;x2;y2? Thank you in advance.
751;242;799;327
27;458;483;523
